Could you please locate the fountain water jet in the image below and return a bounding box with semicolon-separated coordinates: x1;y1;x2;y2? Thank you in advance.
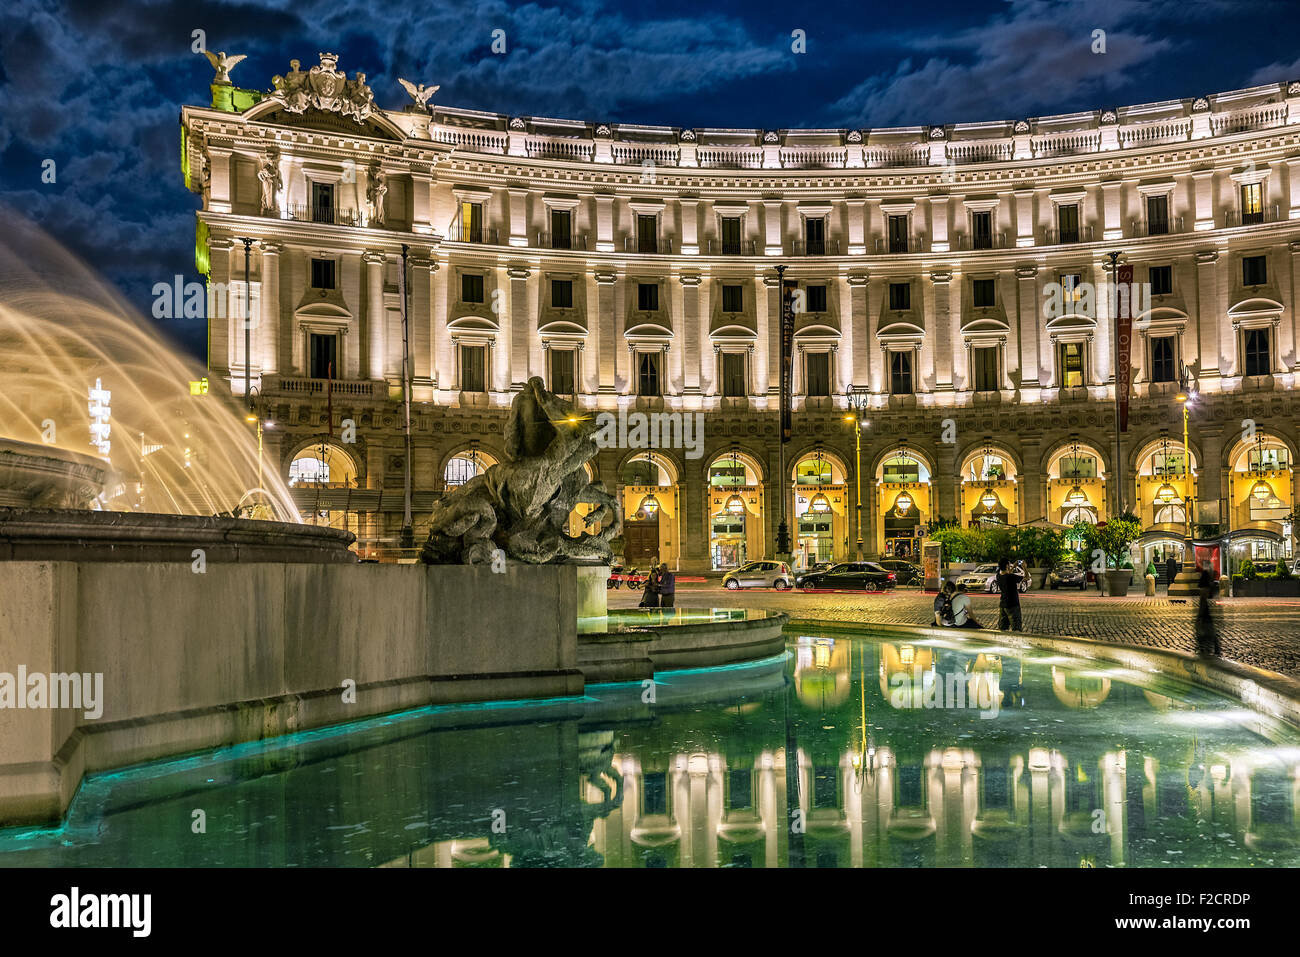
0;212;299;521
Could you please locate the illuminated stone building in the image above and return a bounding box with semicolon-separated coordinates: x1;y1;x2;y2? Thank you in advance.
183;54;1300;568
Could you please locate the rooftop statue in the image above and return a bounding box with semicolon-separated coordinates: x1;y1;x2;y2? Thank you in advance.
203;51;247;86
420;377;620;565
269;53;374;124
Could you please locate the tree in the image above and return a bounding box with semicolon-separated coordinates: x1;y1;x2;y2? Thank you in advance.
1086;519;1142;568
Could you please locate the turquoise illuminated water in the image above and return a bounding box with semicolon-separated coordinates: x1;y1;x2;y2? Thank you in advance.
2;628;1298;867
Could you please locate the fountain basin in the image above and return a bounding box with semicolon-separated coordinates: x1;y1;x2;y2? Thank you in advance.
578;608;788;682
0;439;107;509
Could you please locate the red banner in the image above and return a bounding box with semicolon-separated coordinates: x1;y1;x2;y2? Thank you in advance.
1115;263;1134;432
780;280;796;443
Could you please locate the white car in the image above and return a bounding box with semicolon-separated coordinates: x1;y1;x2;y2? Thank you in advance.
722;560;793;590
953;563;998;590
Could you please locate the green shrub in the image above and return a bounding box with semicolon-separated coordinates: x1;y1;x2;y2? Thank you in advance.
1239;559;1257;581
1270;561;1292;580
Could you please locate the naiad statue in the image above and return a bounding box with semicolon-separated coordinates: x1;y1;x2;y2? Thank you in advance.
420;377;620;565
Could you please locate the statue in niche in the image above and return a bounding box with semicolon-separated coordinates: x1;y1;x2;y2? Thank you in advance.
421;377;621;565
365;165;387;225
257;153;281;213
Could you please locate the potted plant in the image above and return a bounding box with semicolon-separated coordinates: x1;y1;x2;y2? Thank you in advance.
1232;558;1257;597
1265;560;1300;597
1087;519;1142;596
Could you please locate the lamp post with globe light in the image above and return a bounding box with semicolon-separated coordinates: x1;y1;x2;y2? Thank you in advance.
845;386;871;559
1175;366;1197;544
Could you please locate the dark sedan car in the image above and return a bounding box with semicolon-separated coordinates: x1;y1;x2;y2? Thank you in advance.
876;559;924;586
797;561;897;592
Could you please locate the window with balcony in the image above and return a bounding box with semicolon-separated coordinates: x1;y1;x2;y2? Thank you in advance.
972;278;995;308
1148;265;1172;296
549;348;575;395
459;201;484;242
637;351;662;396
637;283;659;311
1147;195;1170;235
1243;255;1267;287
310;258;336;290
1150;336;1176;383
1057;204;1080;243
551;279;573;308
636;214;658;253
889;282;910;311
720;217;742;255
310;182;334;224
460;344;486;393
308;332;337;379
971;211;992;250
805;351;831;396
550;209;572;249
1244;328;1271;377
806;284;827;312
722;352;746;397
890;351;913;395
804;217;826;255
721;284;743;312
1241;183;1264;226
1058;341;1086;388
888;215;908;253
972;346;999;392
462;273;485;304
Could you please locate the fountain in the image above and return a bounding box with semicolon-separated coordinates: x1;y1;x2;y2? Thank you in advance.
0;211;354;561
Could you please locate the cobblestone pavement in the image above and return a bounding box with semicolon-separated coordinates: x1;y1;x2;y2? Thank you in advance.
609;584;1300;679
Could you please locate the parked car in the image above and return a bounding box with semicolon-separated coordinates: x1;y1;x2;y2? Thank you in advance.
797;561;897;592
1048;560;1087;590
877;559;924;586
723;560;793;590
953;563;998;591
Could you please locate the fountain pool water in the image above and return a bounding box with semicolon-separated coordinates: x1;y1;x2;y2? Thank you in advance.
2;627;1296;868
0;213;297;520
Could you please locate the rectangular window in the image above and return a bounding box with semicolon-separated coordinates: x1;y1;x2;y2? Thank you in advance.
460;201;483;242
1150;336;1176;383
805;351;830;396
973;346;999;391
549;348;575;394
720;217;742;255
637;214;658;253
972;278;996;308
460;344;486;393
804;217;825;255
1243;255;1267;287
813;767;838;809
308;333;337;379
642;772;667;816
1060;273;1083;313
722;352;746;397
728;769;753;810
550;209;571;249
1147;194;1170;235
888;214;909;253
1149;265;1172;296
889;282;910;311
721;284;743;312
806;284;827;313
1241;183;1264;225
551;279;573;308
310;182;334;224
637;351;661;396
1244;328;1271;377
890;350;913;395
637;282;659;311
1057;204;1080;243
1059;341;1085;388
310;258;336;290
461;273;484;304
971;211;993;250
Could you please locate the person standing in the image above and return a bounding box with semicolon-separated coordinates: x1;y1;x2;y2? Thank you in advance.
996;557;1023;631
1165;554;1180;593
640;565;661;608
657;563;676;609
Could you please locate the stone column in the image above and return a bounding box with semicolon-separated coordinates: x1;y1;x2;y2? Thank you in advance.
1101;180;1123;241
408;255;434;396
363;252;385;380
508;265;531;388
847;274;869;386
508;188;529;247
931;269;954;390
411;173;433;234
260;242;281;376
680;198;699;255
594;195;615;252
762;201;783;256
1016;265;1042;388
764;277;781;395
207;148;232;213
680;273;701;394
1194;250;1223;383
929;196;950;252
1013;189;1035;247
595;270;617;392
1192;169;1215;231
208;237;233;376
846;199;866;255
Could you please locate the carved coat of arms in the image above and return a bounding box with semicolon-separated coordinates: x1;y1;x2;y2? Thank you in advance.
270;53;374;123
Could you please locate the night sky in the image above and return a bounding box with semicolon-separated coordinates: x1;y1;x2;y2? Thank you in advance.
3;0;1300;358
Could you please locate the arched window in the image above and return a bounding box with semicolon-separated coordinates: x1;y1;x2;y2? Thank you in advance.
1154;504;1187;525
288;444;357;487
444;454;483;488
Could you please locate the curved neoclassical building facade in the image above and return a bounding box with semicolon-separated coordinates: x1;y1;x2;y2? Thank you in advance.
181;54;1300;570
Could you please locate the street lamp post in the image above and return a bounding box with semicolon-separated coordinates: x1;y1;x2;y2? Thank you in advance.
774;263;793;560
240;238;254;402
1176;366;1197;546
399;244;414;549
1104;249;1127;519
845;386;871;559
244;385;272;516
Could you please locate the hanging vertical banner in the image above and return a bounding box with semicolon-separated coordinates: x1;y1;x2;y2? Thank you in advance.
780;279;796;443
1116;262;1134;432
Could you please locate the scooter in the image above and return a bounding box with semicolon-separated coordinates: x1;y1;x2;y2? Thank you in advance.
607;563;624;589
625;567;646;591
